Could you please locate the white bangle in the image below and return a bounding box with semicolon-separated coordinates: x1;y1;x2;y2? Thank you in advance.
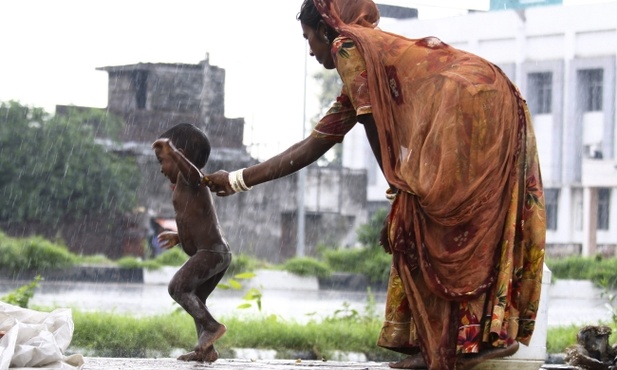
236;168;252;191
228;168;253;193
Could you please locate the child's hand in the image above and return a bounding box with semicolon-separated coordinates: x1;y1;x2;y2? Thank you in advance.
204;170;234;196
157;231;180;250
152;138;174;154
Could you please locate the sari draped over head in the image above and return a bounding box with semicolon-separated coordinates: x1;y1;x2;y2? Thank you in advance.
312;0;546;369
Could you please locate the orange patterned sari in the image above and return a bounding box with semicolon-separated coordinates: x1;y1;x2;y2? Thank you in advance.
311;1;546;369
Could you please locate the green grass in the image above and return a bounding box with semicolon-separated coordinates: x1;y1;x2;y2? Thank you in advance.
546;324;617;353
66;307;598;358
68;309;615;358
68;308;402;361
71;309;195;357
546;325;579;354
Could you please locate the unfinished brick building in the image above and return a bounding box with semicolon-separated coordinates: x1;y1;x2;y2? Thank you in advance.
58;56;368;262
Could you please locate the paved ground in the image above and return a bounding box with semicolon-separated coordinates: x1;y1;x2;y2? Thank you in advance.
82;357;578;370
83;358;392;369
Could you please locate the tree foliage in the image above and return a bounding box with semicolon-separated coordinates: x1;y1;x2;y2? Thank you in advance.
0;101;139;226
323;208;392;284
356;208;389;249
312;69;344;166
313;69;342;116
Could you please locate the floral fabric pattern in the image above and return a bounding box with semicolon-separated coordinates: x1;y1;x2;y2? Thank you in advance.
310;1;545;369
315;34;545;370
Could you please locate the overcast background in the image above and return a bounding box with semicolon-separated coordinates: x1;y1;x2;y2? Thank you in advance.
0;0;611;159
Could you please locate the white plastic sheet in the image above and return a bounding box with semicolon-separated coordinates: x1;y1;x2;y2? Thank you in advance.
0;302;84;370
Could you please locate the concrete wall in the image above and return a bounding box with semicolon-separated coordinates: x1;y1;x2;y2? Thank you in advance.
91;55;371;262
141;147;367;262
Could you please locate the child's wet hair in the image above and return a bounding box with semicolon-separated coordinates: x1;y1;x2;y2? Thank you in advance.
159;123;211;169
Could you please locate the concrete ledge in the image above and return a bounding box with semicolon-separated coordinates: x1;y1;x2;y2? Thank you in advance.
0;266;143;283
4;267;386;292
474;359;544;370
246;270;319;291
318;272;387;292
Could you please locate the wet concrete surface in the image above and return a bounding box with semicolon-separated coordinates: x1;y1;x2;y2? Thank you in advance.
83;357;391;369
0;277;609;327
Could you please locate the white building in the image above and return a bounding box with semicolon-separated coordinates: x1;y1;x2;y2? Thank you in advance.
342;1;617;257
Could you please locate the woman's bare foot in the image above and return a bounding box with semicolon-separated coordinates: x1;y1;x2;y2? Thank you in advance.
196;324;226;354
457;342;519;370
389;353;426;369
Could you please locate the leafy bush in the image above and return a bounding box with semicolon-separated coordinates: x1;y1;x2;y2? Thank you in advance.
546;255;595;281
356;208;388;247
0;275;42;308
0;232;75;273
76;254;113;266
546;255;617;288
151;247;188;267
116;256;143;269
225;253;268;278
590;258;617;289
281;257;332;279
323;247;391;283
318;208;392;284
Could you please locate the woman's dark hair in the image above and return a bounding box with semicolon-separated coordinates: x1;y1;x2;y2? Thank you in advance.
297;0;338;42
159;123;211;169
297;0;322;29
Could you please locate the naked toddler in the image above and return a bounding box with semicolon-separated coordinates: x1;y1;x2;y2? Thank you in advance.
152;123;231;362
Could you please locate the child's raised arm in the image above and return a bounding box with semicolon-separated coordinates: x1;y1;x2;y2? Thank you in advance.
152;138;205;186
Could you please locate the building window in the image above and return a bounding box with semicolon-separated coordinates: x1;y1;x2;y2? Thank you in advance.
133;71;148;109
598;188;610;230
528;72;552;114
545;188;559;231
579;69;603;112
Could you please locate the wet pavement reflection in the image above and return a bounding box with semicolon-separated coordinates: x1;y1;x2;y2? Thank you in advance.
0;276;613;327
0;279;387;323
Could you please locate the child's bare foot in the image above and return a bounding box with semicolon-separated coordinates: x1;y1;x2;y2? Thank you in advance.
457;342;519;370
389;353;426;369
177;351;199;361
196;324;226;353
201;346;219;362
177;346;219;363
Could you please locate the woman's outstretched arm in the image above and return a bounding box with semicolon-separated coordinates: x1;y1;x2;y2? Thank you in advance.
206;135;335;196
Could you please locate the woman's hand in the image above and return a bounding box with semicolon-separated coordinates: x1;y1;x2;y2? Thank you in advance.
203;170;234;196
157;231;180;250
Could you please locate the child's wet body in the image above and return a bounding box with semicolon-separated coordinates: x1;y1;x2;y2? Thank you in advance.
152;126;231;362
170;173;230;357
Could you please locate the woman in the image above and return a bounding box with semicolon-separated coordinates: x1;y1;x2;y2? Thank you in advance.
205;0;546;369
